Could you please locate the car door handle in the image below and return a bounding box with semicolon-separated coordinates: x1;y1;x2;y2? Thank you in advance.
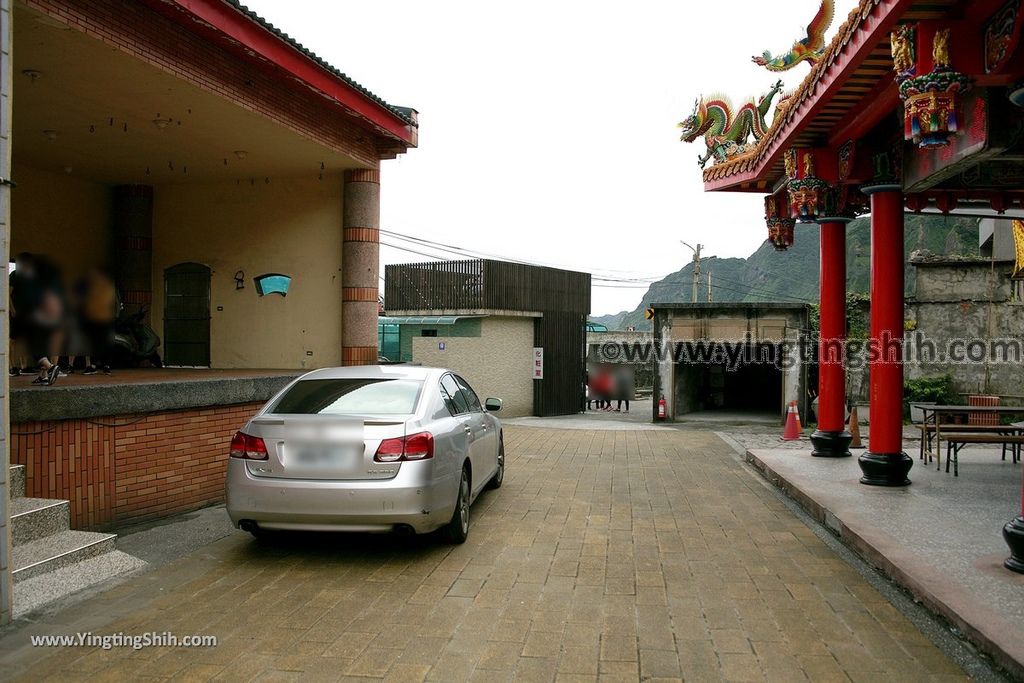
464;426;472;434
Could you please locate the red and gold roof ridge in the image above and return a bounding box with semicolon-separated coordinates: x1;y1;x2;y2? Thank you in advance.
701;0;884;184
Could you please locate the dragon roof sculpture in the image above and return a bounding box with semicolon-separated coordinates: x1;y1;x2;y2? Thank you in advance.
752;0;835;72
678;80;786;168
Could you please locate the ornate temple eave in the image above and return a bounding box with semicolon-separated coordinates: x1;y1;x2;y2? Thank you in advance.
701;0;916;193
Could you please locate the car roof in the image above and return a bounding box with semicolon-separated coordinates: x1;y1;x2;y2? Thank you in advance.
297;365;448;382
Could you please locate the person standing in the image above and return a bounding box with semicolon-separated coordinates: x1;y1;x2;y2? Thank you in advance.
13;253;63;385
594;365;613;411
77;268;118;375
615;367;633;413
9;252;36;376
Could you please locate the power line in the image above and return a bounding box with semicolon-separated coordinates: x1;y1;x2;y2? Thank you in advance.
380;232;816;304
381;226;830;292
380;228;665;283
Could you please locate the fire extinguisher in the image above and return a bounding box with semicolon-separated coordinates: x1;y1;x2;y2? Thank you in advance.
657;395;667;421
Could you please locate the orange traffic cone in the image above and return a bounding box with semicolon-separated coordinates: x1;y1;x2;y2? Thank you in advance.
848;407;863;449
781;400;802;441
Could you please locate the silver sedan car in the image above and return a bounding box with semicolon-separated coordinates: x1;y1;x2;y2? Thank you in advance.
226;365;504;543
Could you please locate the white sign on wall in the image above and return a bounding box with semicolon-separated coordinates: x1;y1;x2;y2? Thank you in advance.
533;347;544;380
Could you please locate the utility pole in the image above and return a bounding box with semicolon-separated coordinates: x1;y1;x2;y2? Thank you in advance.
680;241;703;303
707;269;713;302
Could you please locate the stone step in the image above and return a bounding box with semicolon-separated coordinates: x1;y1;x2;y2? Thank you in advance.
12;529;117;582
11;498;71;545
10;464;25;499
13;550;147;617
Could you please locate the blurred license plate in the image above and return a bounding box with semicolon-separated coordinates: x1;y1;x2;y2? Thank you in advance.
288;444;358;469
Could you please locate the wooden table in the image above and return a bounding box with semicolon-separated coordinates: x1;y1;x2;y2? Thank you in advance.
919;405;1024;475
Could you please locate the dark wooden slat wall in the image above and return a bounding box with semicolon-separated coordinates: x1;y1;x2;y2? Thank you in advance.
384;259;590;416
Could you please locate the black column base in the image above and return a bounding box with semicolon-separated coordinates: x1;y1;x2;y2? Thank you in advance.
810;430;853;458
858;451;912;486
1003;516;1024;574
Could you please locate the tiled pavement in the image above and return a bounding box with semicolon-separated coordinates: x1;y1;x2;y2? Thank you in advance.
0;426;967;682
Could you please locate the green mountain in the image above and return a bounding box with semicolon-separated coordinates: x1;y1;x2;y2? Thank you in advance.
593;214;979;331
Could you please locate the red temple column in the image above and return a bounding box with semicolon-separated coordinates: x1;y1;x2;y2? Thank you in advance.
859;185;912;486
810;220;852;457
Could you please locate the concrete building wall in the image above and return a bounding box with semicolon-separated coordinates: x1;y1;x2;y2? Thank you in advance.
412;316;534;417
399;318;481;361
652;305;809;422
979;218;1017;262
152;177;343;369
11;164;111;280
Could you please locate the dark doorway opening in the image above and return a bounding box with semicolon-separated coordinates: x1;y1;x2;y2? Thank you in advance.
164;262;211;367
674;343;783;419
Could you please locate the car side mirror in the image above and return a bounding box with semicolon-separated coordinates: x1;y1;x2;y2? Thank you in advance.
484;398;502;412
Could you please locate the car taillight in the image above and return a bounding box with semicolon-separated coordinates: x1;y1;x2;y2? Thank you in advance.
374;432;434;462
403;432;434;460
230;431;268;460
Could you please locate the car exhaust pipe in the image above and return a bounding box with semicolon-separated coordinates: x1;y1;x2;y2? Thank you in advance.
239;520;257;533
392;524;415;536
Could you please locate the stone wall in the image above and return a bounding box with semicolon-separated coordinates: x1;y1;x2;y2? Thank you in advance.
586;330;655;389
904;259;1024;403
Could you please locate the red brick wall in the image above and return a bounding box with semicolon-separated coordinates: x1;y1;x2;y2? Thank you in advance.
12;402;261;529
22;0;388;166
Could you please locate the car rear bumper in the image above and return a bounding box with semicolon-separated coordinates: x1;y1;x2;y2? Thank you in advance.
225;458;457;534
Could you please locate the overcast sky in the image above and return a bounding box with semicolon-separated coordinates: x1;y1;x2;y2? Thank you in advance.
243;0;860;315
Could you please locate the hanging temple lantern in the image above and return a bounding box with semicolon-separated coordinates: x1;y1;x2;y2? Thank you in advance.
892;25;972;148
764;194;795;251
785;149;830;223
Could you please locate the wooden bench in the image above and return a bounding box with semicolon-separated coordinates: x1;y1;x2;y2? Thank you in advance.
915;423;1019;464
940;431;1024;476
919;406;1024;475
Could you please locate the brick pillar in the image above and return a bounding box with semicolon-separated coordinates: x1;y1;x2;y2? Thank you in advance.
342;169;380;366
112;185;154;320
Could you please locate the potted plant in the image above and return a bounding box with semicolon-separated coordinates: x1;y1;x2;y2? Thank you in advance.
904;375;956;424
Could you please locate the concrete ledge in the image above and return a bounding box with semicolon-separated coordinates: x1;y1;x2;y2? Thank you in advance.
744;448;1024;681
12;373;299;423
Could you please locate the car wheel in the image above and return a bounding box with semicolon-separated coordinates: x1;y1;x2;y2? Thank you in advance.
487;439;504;490
444;466;470;544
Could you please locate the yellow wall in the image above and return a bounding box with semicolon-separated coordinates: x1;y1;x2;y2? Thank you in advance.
11;164;111;280
152;177;343;369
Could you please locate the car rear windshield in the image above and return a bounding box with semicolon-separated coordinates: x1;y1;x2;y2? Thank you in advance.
269;378;423;415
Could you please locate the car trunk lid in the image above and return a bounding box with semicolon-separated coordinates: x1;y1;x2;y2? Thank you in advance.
244;415;408;481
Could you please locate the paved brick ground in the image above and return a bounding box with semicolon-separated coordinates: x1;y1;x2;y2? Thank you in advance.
0;427;966;682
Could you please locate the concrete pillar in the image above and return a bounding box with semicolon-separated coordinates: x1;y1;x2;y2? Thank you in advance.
112;185;154;320
859;186;912;486
342;169;380;366
810;220;852;457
